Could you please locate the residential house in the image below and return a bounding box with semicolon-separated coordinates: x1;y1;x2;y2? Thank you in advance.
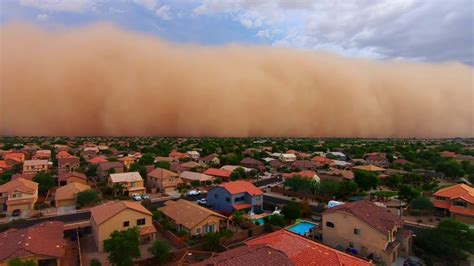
327;151;347;161
154;156;177;164
279;153;297;163
239;158;265;172
90;201;156;251
198;154;220;166
32;150;51;161
432;184;474;224
0;178;38;213
291;160;315;170
269;159;285;171
180;171;214;185
179;161;202;171
4;152;25;166
220;165;253;173
54;182;91;208
57;156;80;175
245;230;373;266
56;151;72;159
58;171;87;186
0;161;11;174
109;172;146;196
22;160;49;174
207;180;263;215
195;244;293;266
81;148;98;160
353;165;386;173
440;151;456;159
365;154;389;168
118;156;136;170
282;171;320;183
147;168;181;193
0;221;66;266
97;162;124;179
186;151;201;160
203;168;231;182
169;150;190;161
88;156;108;165
332;160;352;169
322;201;411;266
11;173;36;181
311;156;333;168
159;199;227;237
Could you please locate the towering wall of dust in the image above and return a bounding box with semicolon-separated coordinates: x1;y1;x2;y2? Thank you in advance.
0;23;473;137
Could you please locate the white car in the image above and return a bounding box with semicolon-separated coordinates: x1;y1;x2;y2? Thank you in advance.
141;194;150;200
197;198;207;206
187;190;201;196
131;194;142;201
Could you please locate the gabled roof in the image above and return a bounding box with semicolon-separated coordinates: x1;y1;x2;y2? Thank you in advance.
199;154;219;162
0;221;65;261
180;161;201;168
109;172;143;183
0;178;38;194
246;230;372;266
179;171;213;182
97;161;123;171
240;158;263;165
55;182;91;201
91;201;152;225
311;156;333;164
159;199;226;230
203;168;231;178
88;157;108;164
324;201;402;234
58;171;87;182
148;168;178;179
23;160;48;167
434;184;474;204
218;180;263;196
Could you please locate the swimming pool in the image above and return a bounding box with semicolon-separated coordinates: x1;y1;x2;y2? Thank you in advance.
286;221;316;235
253;217;265;225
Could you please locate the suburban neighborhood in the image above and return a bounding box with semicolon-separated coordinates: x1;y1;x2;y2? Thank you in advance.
0;137;472;266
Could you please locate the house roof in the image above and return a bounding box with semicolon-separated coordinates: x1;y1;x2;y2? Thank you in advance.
0;161;10;169
324;201;402;234
97;161;123;171
280;153;297;158
195;244;293;266
0;221;65;261
365;154;386;162
291;160;315;169
88;157;108;164
148;168;178;179
23;160;48;167
218;180;263;196
0;178;38;194
11;173;36;181
55;182;91;201
169;150;189;159
109;172;143;183
180;161;201;168
240;158;263;165
159;199;226;230
433;184;474;204
58;156;79;164
91;201;152;225
232;203;252;210
199;154;219;162
311;156;333;164
58;171;87;182
282;171;318;180
246;230;372;266
56;151;73;158
353;165;386;172
179;171;213;182
203;168;231;178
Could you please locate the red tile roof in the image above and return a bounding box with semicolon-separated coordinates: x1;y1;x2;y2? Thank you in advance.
232;203;252;210
56;151;73;158
432;200;450;209
204;168;231;178
246;230;372;266
449;206;474;216
0;221;65;261
0;161;10;169
311;156;333;164
219;180;263;196
88;156;108;164
324;201;402;234
139;225;157;236
433;184;474;204
282;171;317;180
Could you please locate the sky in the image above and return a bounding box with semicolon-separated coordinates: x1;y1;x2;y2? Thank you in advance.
1;0;473;65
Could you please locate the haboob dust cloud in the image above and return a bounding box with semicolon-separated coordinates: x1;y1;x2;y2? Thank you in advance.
1;23;473;137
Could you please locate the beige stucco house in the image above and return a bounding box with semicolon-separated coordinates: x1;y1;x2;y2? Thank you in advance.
0;178;38;213
108;172;146;196
147;168;182;193
22;160;49;174
322;201;411;266
54;182;91;207
90;201;156;251
159;199;228;237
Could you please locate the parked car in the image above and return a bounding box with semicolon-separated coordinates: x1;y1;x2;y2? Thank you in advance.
141;194;150;200
12;209;21;217
197;198;207;206
131;194;142;201
187;190;200;196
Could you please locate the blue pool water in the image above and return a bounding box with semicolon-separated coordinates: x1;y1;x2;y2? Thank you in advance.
253;218;265;225
287;221;316;235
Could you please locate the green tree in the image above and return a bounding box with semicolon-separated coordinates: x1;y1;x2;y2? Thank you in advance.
77;189;100;207
203;232;221;251
318;180;339;197
386;174;402;189
33;172;55;195
190;180;200;188
103;228;141;266
416;219;474;264
86;164;98;177
89;258;101;266
8;258;36;266
155;161;170;170
282;202;301;220
436;160;465;179
335;180;358;199
268;214;285;227
398;184;419;202
148;240;171;265
230;171;242;181
138;153;155;165
112;183;125;198
410;197;433;214
354;170;379;191
231;211;243;227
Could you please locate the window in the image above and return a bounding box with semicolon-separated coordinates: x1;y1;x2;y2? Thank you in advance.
225;197;230;202
453;201;467;207
214;194;218;199
349;242;354;248
354;228;361;235
436;196;447;201
326;222;335;228
195;227;201;234
254;195;261;201
12;192;21;198
123;221;130;227
131;182;136;187
137;218;146;226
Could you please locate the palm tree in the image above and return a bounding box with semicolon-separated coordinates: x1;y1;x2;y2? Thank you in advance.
112;183;125;198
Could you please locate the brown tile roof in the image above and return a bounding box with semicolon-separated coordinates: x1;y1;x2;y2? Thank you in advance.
240;157;264;166
11;173;36;181
159;199;226;230
291;160;315;169
148;168;178;179
199;154;219;162
55;182;91;201
97;161;123;171
0;178;38;194
195;244;293;266
324;201;402;234
57;156;79;165
0;221;65;261
91;201;152;225
218;180;263;196
434;184;474;204
246;230;372;266
58;171;87;182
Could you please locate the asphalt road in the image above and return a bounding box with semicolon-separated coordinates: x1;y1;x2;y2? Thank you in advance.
9;211;91;229
253;176;283;187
